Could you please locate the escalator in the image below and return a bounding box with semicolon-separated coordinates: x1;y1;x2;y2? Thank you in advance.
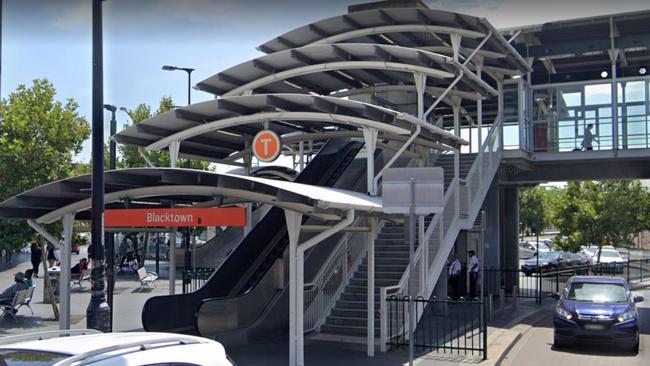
141;138;364;334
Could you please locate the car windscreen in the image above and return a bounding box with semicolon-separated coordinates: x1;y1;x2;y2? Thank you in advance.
0;350;68;366
566;282;628;303
600;250;620;258
538;252;559;260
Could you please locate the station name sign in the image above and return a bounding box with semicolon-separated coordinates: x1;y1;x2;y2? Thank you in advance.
104;207;247;227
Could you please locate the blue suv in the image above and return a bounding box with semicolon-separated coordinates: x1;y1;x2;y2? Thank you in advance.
552;276;643;353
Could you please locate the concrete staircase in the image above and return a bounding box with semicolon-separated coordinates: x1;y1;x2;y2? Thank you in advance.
318;153;478;339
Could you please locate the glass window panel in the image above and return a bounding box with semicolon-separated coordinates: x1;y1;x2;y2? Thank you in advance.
585;83;612;105
623;81;645;102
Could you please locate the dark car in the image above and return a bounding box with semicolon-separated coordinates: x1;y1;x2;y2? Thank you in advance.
553;276;643;353
521;251;588;276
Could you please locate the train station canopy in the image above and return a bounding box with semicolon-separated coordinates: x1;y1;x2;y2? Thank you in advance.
196;43;497;98
112;94;467;163
257;7;530;74
0;168;383;225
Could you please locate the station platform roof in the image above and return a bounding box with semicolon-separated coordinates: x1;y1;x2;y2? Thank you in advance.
112;93;467;163
0;168;383;225
256;7;530;74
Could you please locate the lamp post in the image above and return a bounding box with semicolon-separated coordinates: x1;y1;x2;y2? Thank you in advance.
162;65;194;105
102;104;117;331
87;0;110;333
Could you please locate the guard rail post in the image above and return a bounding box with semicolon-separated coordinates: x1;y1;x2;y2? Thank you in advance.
380;288;388;352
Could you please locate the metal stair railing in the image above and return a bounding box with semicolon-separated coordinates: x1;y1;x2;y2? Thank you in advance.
379;118;503;351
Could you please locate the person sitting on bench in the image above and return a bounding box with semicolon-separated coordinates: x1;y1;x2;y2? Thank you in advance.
0;272;29;309
71;258;89;275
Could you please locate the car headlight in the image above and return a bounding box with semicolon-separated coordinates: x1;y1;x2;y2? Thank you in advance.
617;311;636;323
556;307;573;320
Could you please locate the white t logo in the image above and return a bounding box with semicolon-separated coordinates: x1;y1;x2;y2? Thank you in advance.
260;137;272;156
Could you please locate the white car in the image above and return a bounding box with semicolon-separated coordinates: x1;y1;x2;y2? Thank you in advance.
0;330;234;366
594;248;625;264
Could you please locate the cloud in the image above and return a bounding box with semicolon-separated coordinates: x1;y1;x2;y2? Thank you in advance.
49;0;91;31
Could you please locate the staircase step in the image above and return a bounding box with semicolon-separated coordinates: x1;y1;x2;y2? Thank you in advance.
363;258;409;265
349;278;398;287
355;271;403;280
358;264;408;273
375;251;409;259
325;316;381;327
336;300;380;310
320;324;380;337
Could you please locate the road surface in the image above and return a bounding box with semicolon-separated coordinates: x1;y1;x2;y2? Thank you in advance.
501;285;650;366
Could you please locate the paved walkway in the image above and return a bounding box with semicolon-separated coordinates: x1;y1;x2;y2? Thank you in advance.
0;246;179;335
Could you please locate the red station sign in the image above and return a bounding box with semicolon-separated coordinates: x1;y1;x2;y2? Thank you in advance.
104;207;247;228
253;129;282;162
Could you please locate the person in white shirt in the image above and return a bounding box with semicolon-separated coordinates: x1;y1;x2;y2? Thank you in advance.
448;254;462;300
468;250;480;298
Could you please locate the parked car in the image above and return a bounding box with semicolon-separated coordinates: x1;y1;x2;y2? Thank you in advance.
521;251;587;276
580;245;599;260
552;276;643;353
519;241;551;259
0;330;234;366
593;248;626;273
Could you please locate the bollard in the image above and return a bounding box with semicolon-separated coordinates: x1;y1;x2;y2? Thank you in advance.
499;288;505;311
513;286;518;311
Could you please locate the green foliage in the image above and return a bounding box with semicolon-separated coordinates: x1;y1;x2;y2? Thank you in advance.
552;180;650;252
118;96;211;170
0;79;90;250
519;187;548;237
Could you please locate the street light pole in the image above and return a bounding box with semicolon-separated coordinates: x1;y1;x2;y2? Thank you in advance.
103;104;117;331
161;65;195;105
87;0;110;332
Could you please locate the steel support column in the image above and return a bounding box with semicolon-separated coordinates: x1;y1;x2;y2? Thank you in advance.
169;141;180;168
367;217;377;357
363;128;378;195
169;228;177;295
285;210;303;366
60;214;73;330
609;48;620;150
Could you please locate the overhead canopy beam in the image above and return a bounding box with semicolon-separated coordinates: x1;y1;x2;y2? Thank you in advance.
222;61;455;97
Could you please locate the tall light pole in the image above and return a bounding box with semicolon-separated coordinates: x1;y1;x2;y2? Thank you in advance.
162;65;195;105
87;0;110;332
103;104;117;330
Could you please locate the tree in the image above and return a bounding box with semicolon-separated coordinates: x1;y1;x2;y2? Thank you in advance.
552;180;650;255
519;186;548;241
0;79;90;251
118;96;210;170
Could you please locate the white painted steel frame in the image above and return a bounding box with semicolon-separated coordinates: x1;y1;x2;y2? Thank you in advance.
146;112;410;153
222;61;455;97
306;25;485;47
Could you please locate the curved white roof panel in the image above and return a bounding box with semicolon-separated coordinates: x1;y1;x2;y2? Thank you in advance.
196;43;494;98
0;168;383;224
257;7;530;73
112;94;467;162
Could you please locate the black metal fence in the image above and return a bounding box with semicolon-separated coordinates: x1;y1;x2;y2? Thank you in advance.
182;268;215;293
484;259;650;304
387;296;487;360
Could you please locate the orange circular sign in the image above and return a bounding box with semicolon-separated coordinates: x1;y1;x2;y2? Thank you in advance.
252;130;282;162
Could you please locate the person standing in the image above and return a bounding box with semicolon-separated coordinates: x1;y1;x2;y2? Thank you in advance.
448;254;462;300
30;242;43;278
581;124;599;151
468;250;480;299
46;244;57;268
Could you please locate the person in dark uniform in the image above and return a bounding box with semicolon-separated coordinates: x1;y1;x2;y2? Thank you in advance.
30;242;42;278
448;254;462;300
467;250;480;299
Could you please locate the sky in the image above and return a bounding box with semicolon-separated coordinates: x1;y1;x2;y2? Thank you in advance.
2;0;650;163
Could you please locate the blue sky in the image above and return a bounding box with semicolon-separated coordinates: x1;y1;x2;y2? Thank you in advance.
2;0;650;162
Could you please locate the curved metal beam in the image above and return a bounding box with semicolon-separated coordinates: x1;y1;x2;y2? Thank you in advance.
306;25;485;46
222;61;454;97
144;111;413;152
330;84;483;102
36;185;337;225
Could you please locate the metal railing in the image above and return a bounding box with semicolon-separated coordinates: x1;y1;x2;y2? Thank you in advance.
387;296;487;360
182;268;215;294
379;117;503;351
303;219;376;332
484;258;650;305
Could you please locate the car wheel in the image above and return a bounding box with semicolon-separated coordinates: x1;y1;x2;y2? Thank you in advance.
632;341;639;354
